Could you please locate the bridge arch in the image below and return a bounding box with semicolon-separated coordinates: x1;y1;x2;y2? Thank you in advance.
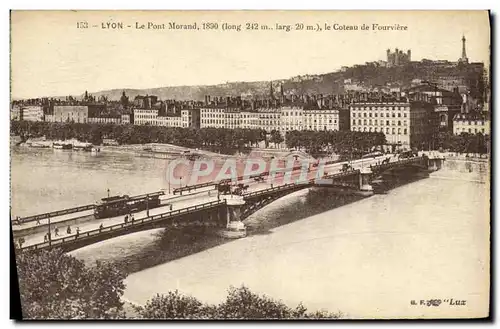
241;183;311;220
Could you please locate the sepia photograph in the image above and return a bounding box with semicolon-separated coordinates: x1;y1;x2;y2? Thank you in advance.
9;10;491;320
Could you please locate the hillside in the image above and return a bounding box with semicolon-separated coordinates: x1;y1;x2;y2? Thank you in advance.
87;61;484;101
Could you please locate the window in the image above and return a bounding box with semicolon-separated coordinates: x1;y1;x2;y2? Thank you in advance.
386;120;390;125
404;128;407;135
398;121;401;126
392;128;395;134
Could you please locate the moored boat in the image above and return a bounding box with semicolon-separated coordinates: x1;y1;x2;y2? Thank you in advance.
53;142;73;150
73;142;93;152
30;141;52;148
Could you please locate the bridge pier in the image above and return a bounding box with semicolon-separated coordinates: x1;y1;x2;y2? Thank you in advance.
218;195;247;238
358;167;374;196
426;155;445;172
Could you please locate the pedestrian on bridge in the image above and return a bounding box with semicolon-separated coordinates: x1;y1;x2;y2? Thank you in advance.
44;234;48;242
36;218;40;225
124;215;129;224
54;227;59;237
67;226;72;234
18;237;25;248
170;204;173;211
76;227;80;238
130;214;135;222
99;223;104;232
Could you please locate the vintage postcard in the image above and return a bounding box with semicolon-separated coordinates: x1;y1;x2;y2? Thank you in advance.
10;10;491;320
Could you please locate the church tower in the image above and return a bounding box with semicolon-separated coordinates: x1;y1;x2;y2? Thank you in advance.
459;35;469;64
269;81;274;100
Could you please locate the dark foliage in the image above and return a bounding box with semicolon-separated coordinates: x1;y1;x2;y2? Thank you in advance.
15;249;126;319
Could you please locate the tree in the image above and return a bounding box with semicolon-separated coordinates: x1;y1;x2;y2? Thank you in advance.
15;249;126;319
136;285;342;319
269;130;284;148
135;291;215;319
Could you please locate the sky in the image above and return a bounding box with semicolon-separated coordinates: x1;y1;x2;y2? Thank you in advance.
10;10;491;99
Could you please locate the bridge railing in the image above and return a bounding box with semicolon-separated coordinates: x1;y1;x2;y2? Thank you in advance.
172;179;232;194
14;190;170;225
172;163;321;195
243;181;312;199
243;169;362;199
322;169;360;179
370;156;425;172
18;199;227;252
13;204;96;225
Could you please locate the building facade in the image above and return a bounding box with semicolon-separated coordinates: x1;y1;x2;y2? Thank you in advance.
181;108;200;129
10;107;20;121
200;100;342;133
87;116;122;124
133;108;159;125
19;106;44;121
453;113;490;135
350;100;430;148
53;105;88;123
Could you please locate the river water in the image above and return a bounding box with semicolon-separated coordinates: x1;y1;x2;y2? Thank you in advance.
11;146;490;319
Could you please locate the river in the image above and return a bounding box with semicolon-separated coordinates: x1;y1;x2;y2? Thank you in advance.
11;146;490;319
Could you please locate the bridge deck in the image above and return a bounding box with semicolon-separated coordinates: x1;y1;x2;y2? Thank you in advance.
12;204;96;226
12;190;167;228
18;199;226;252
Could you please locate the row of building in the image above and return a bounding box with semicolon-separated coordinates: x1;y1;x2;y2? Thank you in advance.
11;83;490;150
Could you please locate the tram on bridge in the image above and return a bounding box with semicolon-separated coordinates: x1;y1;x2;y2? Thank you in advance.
94;192;164;219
